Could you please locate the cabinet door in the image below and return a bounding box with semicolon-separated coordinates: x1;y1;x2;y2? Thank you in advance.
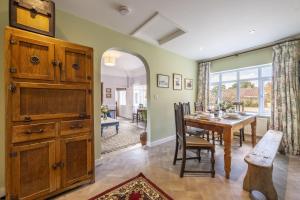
10;141;57;200
58;44;92;83
11;82;91;121
61;135;93;187
9;33;55;80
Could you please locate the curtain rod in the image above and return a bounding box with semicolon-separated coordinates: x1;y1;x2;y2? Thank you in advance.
200;36;300;63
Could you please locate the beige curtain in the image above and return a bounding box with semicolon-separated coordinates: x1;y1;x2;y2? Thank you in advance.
197;62;211;111
271;41;300;155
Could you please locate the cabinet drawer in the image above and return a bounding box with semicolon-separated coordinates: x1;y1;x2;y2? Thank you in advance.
60;119;91;136
12;122;57;143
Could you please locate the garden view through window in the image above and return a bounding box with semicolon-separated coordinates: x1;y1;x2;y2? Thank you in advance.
209;64;272;115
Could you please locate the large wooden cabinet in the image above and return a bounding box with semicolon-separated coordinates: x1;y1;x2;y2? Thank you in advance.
5;27;95;200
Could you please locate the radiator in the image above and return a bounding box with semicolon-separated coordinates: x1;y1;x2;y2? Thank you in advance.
244;117;269;137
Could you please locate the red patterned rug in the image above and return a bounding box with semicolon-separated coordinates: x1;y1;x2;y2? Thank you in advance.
89;173;173;200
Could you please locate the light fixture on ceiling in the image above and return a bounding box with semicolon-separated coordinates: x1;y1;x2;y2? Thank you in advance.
103;55;116;66
249;29;256;34
199;47;204;51
118;5;131;15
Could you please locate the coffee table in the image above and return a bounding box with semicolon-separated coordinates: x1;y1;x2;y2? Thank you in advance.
101;117;119;136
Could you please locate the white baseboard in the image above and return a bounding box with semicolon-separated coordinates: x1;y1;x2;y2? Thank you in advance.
0;187;5;198
95;158;102;167
147;135;175;147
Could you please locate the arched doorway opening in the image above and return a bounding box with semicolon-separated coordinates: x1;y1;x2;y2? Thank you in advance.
100;49;150;154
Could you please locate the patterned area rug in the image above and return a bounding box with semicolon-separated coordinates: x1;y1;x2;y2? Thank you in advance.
89;173;173;200
101;118;144;154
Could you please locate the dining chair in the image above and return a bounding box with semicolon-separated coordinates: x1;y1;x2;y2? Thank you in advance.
182;102;208;138
233;101;245;146
193;102;222;145
194;101;204;112
173;103;215;177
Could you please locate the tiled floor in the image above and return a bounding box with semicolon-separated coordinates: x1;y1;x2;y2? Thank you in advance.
55;140;300;200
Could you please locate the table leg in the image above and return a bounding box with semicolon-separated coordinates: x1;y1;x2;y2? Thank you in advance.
251;119;257;147
116;124;119;134
223;127;232;179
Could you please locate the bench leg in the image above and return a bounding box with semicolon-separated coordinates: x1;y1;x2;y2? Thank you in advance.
243;164;278;200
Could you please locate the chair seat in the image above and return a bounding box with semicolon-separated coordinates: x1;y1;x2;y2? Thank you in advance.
186;127;204;135
186;136;214;148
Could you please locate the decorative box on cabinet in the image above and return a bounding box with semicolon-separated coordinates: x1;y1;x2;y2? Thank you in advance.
5;27;94;200
9;0;56;37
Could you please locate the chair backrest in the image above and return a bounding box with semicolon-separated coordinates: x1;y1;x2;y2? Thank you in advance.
233;101;244;112
174;103;186;144
194;102;204;112
182;102;191;115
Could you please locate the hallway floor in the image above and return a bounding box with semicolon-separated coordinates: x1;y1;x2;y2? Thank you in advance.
101;117;145;154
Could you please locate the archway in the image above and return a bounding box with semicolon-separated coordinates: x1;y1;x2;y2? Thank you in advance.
100;48;151;154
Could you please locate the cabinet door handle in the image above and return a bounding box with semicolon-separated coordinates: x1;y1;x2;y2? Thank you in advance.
79;113;87;119
70;123;83;129
52;161;64;170
23;116;32;122
30;55;40;65
52;163;58;170
72;63;80;70
25;128;44;134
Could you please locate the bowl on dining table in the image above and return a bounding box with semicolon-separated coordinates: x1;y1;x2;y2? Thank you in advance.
198;113;210;120
226;112;240;119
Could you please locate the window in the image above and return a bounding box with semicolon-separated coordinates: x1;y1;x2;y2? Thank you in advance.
240;80;259;113
209;64;272;115
133;85;147;107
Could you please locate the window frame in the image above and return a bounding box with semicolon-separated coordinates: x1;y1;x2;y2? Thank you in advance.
209;63;272;115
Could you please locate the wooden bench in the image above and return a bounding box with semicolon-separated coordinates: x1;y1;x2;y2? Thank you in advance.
243;130;283;200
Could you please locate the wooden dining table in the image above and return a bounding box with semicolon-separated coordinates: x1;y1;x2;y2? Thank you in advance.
184;113;257;179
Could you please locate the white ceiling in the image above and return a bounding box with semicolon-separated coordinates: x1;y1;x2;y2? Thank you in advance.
53;0;300;60
101;50;146;77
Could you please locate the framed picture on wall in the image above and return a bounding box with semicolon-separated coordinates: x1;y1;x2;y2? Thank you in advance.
106;88;112;93
157;74;169;88
184;79;193;90
106;93;112;98
173;73;182;90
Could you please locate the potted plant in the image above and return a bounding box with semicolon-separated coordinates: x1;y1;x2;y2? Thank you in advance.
101;105;109;119
140;110;147;146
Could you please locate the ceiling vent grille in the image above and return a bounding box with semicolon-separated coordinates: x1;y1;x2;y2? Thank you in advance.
131;12;186;45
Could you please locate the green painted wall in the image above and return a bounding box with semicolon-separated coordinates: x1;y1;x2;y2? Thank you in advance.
0;1;198;191
210;47;273;72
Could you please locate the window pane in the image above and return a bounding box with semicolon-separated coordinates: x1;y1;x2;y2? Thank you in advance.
210;73;219;83
240;68;258;80
262;66;272;77
240;80;258;112
209;84;219;107
222;71;237;82
263;80;272;113
133;85;147;107
221;82;237;103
